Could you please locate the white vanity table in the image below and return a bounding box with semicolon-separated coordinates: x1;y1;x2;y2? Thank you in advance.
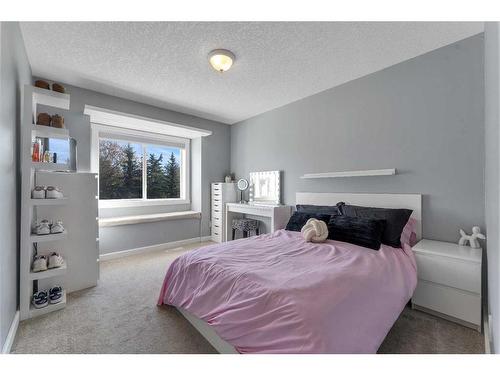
221;170;291;241
224;203;292;242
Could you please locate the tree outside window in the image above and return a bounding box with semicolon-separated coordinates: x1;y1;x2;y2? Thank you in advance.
99;139;181;200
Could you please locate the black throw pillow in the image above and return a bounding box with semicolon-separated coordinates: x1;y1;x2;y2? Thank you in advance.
285;212;332;232
296;203;344;216
340;205;412;248
327;215;386;250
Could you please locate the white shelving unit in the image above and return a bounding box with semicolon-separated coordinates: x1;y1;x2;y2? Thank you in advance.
19;85;71;321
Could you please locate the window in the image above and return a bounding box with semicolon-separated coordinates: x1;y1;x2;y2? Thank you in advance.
92;124;190;207
146;144;181;199
99;139;143;200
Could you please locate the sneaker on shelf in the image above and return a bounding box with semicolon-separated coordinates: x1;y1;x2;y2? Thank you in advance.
33;219;51;235
31;186;46;199
48;252;64;269
32;255;48;272
48;286;63;304
32;291;49;309
50;220;65;234
46;186;63;199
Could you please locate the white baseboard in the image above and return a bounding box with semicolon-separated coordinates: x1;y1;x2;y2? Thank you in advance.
99;236;212;261
1;310;19;354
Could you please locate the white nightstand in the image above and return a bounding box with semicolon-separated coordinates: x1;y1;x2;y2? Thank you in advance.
411;239;482;332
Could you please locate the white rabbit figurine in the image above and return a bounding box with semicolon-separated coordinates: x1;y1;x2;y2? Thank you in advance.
459;226;485;249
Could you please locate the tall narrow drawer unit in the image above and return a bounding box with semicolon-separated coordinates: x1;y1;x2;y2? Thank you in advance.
411;239;482;331
211;183;237;243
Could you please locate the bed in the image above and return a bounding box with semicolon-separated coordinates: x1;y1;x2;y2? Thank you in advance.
157;192;421;353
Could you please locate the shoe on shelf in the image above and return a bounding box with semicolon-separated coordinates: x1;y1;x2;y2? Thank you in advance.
32;255;48;272
36;112;51;126
52;83;66;93
48;252;64;269
49;286;63;304
34;80;50;90
31;186;46;199
50;220;65;234
33;220;51;235
45;186;63;199
32;291;49;309
51;114;65;129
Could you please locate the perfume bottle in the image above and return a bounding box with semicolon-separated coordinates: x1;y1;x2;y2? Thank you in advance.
43;151;50;163
32;140;42;162
32;141;39;162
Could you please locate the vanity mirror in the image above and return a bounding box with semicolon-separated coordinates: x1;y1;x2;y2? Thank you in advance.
236;178;249;203
249;171;281;205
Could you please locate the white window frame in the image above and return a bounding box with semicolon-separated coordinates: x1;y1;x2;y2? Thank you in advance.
91;123;190;208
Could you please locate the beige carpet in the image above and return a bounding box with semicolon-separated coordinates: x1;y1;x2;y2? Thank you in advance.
12;241;484;354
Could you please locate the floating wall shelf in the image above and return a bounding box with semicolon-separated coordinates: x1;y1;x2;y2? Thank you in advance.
300;168;397;179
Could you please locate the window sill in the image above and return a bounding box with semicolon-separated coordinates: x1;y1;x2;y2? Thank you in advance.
99;198;190;209
99;210;201;227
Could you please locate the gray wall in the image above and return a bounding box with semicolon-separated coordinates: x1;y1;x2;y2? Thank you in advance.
33;81;231;254
0;22;32;350
485;22;499;353
231;34;485;244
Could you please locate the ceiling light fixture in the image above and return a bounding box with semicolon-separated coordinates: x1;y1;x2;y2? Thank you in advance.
208;49;235;73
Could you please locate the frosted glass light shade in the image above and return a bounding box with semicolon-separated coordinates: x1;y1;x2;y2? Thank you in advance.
208;49;235;72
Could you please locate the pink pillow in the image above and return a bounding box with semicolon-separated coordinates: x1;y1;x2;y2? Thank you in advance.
400;218;417;248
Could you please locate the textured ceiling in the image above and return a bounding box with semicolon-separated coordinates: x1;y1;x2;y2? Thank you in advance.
20;22;484;124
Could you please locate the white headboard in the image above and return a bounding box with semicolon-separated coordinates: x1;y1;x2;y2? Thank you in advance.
296;192;422;240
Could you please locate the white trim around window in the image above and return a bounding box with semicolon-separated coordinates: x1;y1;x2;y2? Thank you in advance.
91;123;190;208
84;105;212;139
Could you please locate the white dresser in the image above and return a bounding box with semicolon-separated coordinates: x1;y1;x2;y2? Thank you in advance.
411;239;482;331
211;183;237;243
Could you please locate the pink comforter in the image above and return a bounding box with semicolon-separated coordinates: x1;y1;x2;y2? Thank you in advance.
158;229;417;353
